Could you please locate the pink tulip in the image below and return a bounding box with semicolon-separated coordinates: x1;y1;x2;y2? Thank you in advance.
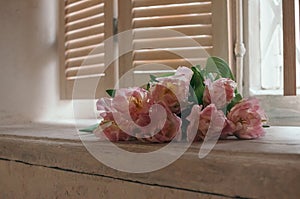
150;84;181;115
138;104;182;143
203;78;237;109
95;87;182;143
94;87;152;142
112;87;152;126
226;98;266;139
150;67;193;115
186;104;227;142
93;112;134;142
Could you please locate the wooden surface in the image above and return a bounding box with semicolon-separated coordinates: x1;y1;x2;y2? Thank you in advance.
0;123;300;198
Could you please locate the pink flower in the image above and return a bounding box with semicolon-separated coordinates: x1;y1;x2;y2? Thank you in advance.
95;87;182;143
150;67;193;115
94;87;152;142
112;87;152;126
150;84;181;115
186;104;227;142
139;105;182;143
225;98;266;139
203;78;237;109
174;66;194;85
93;112;134;142
96;97;114;115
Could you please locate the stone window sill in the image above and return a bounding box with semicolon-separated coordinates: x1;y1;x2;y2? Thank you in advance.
0;123;300;198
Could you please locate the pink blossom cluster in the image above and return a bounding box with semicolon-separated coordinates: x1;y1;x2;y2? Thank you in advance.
187;98;266;142
94;67;192;142
187;78;266;141
95;67;266;142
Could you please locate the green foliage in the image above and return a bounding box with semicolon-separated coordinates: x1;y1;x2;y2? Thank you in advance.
189;57;243;111
205;56;235;81
150;74;159;82
190;66;206;105
79;123;99;133
106;89;116;97
149;72;175;83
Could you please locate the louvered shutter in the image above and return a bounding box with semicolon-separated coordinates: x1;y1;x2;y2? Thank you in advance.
118;0;229;82
64;0;114;98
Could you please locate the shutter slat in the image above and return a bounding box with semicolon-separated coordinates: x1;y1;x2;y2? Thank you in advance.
66;53;105;68
65;64;106;79
66;34;104;49
133;47;213;61
66;33;104;46
133;25;212;38
133;14;212;28
65;0;78;5
65;23;104;41
133;2;211;18
66;14;104;32
133;58;208;68
132;0;211;7
66;0;104;14
65;3;104;23
66;44;104;59
133;36;212;49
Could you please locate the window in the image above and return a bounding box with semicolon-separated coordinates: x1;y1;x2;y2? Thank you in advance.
62;0;231;98
245;0;300;126
61;0;300;124
247;0;300;95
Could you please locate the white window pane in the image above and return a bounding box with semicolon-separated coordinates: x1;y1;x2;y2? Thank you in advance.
258;0;300;91
260;0;283;90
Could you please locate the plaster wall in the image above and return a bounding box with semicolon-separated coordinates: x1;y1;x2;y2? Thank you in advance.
0;0;75;124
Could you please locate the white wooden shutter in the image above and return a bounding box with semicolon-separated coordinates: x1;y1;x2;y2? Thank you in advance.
118;0;229;82
64;0;114;98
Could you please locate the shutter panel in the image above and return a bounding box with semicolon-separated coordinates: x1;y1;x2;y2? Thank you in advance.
64;0;114;98
282;0;297;96
119;0;217;81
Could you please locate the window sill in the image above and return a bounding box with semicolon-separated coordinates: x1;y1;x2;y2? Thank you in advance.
0;123;300;198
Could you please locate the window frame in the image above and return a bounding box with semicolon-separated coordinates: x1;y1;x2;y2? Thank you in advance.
244;0;300;126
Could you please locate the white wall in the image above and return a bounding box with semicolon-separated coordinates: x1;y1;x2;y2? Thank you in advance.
0;0;75;124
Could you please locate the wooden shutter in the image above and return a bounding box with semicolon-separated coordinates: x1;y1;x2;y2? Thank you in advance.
64;0;114;98
282;0;297;96
118;0;229;82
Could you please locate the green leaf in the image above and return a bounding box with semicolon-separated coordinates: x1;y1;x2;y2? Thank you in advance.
150;74;158;82
190;66;206;104
106;89;116;97
205;57;235;80
150;72;175;83
191;67;204;85
79;123;99;133
146;83;150;91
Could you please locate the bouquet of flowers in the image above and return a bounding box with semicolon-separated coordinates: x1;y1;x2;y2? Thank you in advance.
92;57;267;143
